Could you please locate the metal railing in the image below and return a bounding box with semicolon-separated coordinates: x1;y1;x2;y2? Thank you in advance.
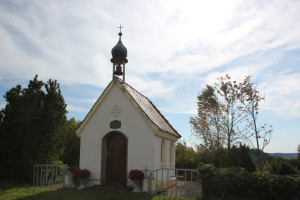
149;168;201;199
33;164;69;188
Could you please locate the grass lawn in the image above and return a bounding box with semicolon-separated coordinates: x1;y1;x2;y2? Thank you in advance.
0;183;195;200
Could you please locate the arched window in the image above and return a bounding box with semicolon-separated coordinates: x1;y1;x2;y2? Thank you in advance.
170;141;175;165
161;139;166;166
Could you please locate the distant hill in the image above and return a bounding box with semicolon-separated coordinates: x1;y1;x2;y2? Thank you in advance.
268;153;298;159
249;149;272;163
249;149;298;163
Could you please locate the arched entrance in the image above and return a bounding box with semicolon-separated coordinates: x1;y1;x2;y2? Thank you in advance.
105;132;127;186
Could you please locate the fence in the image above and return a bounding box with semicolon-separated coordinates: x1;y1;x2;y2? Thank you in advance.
148;168;202;199
33;164;69;188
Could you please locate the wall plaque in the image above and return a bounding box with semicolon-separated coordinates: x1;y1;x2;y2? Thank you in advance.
110;120;121;129
111;105;121;117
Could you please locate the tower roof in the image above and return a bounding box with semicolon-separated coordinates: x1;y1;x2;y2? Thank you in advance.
111;26;128;64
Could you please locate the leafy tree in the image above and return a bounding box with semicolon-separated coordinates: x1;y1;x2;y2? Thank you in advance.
0;75;67;181
191;74;248;151
289;144;300;172
62;118;81;171
239;75;272;172
176;141;198;169
191;74;272;171
197;143;227;168
298;144;300;160
215;74;248;150
190;85;225;148
266;157;297;175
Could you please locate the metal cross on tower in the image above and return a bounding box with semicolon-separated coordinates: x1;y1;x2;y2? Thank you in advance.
118;24;124;33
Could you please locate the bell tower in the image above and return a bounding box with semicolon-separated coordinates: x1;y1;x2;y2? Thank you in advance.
111;25;128;83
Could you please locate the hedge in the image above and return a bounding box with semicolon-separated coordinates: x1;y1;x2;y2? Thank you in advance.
199;164;300;200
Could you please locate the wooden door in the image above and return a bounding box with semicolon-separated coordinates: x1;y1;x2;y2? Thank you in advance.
106;132;127;186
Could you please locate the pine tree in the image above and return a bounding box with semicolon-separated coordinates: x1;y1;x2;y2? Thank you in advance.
0;75;67;182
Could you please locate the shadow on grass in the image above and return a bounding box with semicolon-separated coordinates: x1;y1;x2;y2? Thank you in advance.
13;187;153;200
0;183;194;200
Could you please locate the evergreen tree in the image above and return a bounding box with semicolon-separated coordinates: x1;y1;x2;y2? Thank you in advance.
0;75;67;182
62;118;81;171
227;144;256;172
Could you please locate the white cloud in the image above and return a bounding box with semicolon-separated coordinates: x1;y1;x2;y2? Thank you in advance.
65;97;97;104
66;104;89;113
0;102;6;110
0;0;300;153
0;0;300;119
260;72;300;118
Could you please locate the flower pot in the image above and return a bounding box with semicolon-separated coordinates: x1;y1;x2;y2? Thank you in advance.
77;178;87;190
132;179;143;192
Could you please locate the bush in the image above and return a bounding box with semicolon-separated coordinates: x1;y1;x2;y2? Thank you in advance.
266;157;297;175
198;164;300;199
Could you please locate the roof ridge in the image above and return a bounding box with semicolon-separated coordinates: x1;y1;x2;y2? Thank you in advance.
77;77;181;138
118;79;181;138
147;97;181;137
76;79;115;134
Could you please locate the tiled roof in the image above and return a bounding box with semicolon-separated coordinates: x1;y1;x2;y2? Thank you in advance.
77;78;181;138
119;79;181;138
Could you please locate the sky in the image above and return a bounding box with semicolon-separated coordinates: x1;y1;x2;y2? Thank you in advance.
0;0;299;153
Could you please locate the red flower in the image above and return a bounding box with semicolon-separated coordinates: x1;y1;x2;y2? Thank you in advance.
128;169;144;180
73;168;91;179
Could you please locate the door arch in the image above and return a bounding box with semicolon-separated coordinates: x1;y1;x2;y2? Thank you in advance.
103;131;127;186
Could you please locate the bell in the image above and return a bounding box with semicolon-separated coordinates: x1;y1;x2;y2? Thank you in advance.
114;65;123;76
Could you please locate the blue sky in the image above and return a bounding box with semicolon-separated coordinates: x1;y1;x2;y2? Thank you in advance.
0;0;299;153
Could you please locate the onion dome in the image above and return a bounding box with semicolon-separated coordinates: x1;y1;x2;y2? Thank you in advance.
111;32;128;64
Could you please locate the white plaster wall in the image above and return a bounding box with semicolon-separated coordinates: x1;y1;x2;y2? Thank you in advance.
79;85;157;183
153;137;175;181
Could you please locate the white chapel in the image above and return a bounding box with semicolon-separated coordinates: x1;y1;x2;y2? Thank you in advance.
76;28;181;187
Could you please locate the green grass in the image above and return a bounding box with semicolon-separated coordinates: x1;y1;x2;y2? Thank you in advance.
0;183;195;200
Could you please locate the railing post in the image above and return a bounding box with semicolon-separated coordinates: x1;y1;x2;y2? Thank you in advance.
155;170;158;195
191;170;193;198
55;166;58;185
161;169;163;195
40;165;43;186
46;165;48;186
149;171;152;194
37;165;39;186
175;169;178;198
51;165;54;186
63;164;68;187
166;169;169;197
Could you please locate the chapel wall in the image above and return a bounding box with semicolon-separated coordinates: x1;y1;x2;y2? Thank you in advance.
79;85;157;183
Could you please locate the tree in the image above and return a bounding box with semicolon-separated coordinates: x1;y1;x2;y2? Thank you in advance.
0;75;67;181
190;74;272;170
191;74;248;150
62;118;81;171
176;141;198;169
226;144;256;172
215;74;248;150
267;157;297;175
298;144;300;160
197;143;227;168
190;85;225;148
239;75;272;172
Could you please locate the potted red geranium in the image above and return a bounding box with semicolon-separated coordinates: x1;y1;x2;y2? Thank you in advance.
128;169;144;192
73;168;91;190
